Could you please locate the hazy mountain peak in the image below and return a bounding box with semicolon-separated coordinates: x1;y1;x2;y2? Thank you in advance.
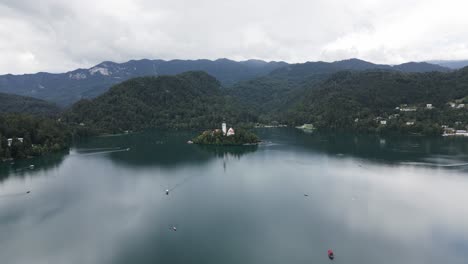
426;60;468;69
392;61;451;72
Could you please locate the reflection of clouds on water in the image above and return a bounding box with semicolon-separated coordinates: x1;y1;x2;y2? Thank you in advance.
1;129;468;264
0;191;30;199
75;147;122;152
0;152;66;184
196;144;258;158
324;160;468;263
400;161;468;167
265;129;468;171
258;141;281;147
71;148;130;157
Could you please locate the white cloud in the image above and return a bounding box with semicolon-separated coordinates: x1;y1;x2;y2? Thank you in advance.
0;0;467;74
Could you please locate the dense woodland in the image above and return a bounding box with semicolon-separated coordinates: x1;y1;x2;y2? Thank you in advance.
2;60;468;160
0;114;70;160
0;59;287;106
63;65;468;136
0;92;60;116
193;129;260;145
281;69;468;135
64;71;258;134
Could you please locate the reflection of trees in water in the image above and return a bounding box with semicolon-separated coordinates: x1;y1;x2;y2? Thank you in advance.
0;151;67;183
76;130;216;168
195;145;258;173
289;129;468;166
196;144;258;159
74;129;259;169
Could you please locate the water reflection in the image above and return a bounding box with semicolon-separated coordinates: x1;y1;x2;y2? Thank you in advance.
196;144;258;158
0;151;67;183
73;130;259;169
0;129;467;264
259;129;468;170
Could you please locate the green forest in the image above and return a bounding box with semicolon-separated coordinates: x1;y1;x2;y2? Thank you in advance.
192;129;260;145
0;114;71;160
280;69;468;135
64;67;468;136
64;71;258;134
2;63;468;160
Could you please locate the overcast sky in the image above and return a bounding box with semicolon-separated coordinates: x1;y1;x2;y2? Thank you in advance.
0;0;467;74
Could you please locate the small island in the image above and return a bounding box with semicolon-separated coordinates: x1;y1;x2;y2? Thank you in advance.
192;122;260;146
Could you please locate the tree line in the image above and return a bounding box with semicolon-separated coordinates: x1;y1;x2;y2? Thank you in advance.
0;114;71;160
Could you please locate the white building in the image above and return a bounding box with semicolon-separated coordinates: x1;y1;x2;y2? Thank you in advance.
222;122;227;135
455;130;468;136
400;107;417;112
426;104;433;109
406;121;415;126
227;128;235;136
7;138;23;147
380;120;387;125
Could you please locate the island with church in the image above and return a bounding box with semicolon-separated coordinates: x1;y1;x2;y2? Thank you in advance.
191;122;260;146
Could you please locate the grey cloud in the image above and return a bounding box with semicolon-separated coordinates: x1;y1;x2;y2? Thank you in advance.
0;0;467;74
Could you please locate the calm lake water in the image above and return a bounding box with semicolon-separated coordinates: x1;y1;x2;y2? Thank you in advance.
1;128;468;264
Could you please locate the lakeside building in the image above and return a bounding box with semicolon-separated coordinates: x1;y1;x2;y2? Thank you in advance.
7;138;24;147
222;122;227;135
449;102;466;109
227;128;235;136
219;122;235;136
442;127;468;137
399;105;417;112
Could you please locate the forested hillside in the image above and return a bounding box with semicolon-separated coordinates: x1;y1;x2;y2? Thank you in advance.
227;59;450;119
0;58;447;107
0;92;60;115
283;68;468;134
64;71;257;133
0;59;286;106
63;65;468;136
0;114;71;160
1;59;463;151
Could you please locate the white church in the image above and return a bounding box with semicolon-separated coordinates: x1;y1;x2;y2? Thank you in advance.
222;122;235;136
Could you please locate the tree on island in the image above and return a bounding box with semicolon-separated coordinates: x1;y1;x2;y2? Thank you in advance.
193;128;260;146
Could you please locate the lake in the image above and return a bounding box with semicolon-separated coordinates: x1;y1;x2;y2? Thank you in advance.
1;128;468;264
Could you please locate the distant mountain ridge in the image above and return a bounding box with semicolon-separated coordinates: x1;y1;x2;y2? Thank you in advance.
0;92;60;116
0;58;449;106
227;58;451;117
0;59;287;106
427;60;468;69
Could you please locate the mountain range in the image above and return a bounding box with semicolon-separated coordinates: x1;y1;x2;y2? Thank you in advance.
64;71;256;133
0;92;60;116
0;58;449;106
226;59;450;117
61;62;468;136
427;60;468;69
